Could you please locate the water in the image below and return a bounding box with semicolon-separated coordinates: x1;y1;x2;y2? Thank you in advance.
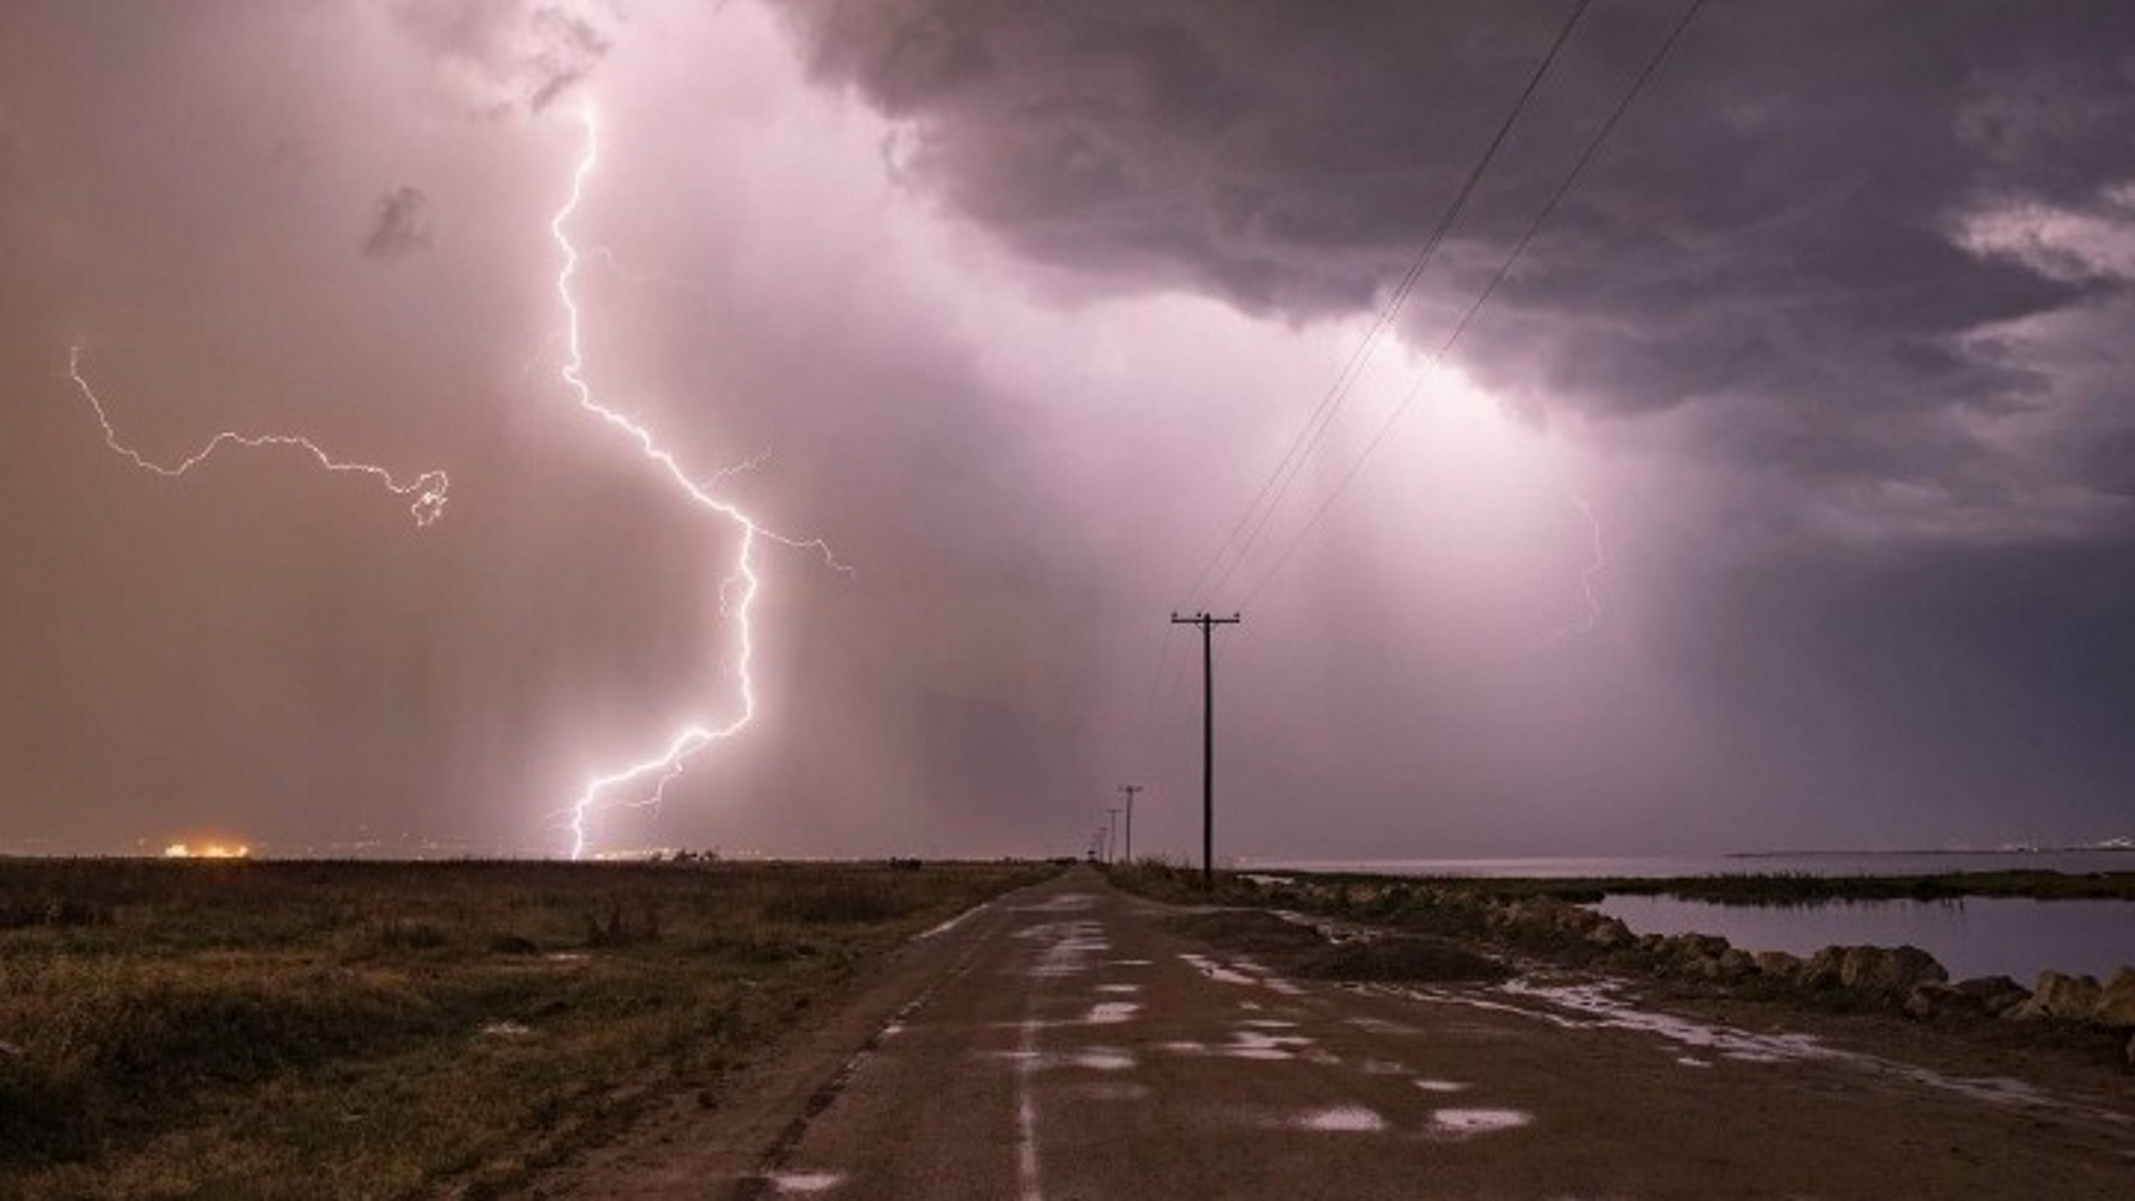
1256;850;2135;985
1595;895;2134;985
1261;849;2135;879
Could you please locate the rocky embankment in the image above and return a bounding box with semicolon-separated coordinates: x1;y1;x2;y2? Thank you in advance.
1236;876;2135;1070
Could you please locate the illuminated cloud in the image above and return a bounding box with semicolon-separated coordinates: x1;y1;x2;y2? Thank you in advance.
2;1;2131;861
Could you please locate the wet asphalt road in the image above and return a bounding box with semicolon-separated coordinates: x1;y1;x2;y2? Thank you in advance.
531;868;2135;1200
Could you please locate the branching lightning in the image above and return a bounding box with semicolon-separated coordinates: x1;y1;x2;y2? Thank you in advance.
63;102;831;861
551;103;838;859
64;344;450;526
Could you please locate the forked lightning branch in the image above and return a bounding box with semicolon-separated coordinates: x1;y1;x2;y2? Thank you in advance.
61;102;835;859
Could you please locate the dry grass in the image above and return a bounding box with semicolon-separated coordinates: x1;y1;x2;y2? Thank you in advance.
0;858;1053;1199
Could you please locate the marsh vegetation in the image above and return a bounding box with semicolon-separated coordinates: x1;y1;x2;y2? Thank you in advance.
0;857;1053;1199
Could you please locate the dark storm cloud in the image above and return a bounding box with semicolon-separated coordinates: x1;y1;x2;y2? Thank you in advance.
783;0;2135;530
362;185;433;260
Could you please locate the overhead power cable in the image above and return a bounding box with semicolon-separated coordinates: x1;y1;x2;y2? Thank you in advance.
1174;0;1596;616
1238;0;1707;608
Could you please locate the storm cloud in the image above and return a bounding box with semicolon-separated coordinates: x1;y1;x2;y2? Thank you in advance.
2;1;2131;860
784;0;2135;541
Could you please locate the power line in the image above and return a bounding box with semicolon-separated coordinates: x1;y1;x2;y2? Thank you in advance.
1238;0;1707;608
1178;0;1596;615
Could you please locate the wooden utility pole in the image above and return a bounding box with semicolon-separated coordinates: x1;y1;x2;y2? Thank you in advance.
1105;807;1120;865
1117;784;1143;865
1171;612;1240;889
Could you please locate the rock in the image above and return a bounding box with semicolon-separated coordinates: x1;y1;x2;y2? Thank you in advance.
1715;948;1758;980
1584;917;1633;949
2093;968;2135;1029
1837;945;1948;999
1752;950;1803;981
1669;933;1730;962
1952;975;2030;1018
1906;982;1953;1020
1803;946;1847;989
2010;971;2103;1022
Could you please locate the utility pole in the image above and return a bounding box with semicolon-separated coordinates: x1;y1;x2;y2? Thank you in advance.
1105;807;1119;865
1171;612;1240;889
1117;784;1143;865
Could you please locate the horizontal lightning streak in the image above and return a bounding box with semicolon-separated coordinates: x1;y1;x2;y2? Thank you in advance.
63;345;450;527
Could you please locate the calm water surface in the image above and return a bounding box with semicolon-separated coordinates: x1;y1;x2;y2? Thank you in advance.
1265;850;2135;879
1260;852;2135;984
1595;895;2134;984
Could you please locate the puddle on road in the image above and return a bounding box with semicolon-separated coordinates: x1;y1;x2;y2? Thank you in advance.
1386;978;2076;1115
1014;892;1098;913
1295;1105;1387;1133
1086;1001;1141;1025
1429;1108;1532;1136
1179;953;1257;986
1073;1081;1152;1102
992;1047;1138;1071
1359;1058;1408;1075
1163;1026;1316;1062
915;900;990;940
1412;1078;1469;1093
763;1170;845;1194
1021;920;1112;979
1095;983;1141;994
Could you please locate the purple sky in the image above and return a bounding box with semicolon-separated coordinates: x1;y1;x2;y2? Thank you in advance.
3;1;2132;860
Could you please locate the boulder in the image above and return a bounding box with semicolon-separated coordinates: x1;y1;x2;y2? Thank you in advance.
2093;968;2135;1029
2009;971;2103;1022
1584;917;1634;949
1715;948;1758;980
1669;933;1731;961
1752;950;1804;982
1836;945;1948;999
1803;946;1847;989
1952;975;2030;1019
1904;982;1964;1020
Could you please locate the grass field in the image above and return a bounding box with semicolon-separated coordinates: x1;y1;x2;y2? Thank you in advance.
0;857;1056;1199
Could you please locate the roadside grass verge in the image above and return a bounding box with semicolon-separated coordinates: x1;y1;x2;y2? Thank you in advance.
0;858;1053;1199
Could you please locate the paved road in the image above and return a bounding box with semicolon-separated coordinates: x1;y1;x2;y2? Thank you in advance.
533;869;2135;1200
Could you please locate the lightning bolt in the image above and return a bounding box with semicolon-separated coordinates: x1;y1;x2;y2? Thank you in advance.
61;103;827;861
63;344;450;527
551;103;838;859
1544;487;1605;644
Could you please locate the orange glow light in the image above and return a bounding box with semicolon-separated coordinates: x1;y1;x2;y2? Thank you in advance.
163;842;250;859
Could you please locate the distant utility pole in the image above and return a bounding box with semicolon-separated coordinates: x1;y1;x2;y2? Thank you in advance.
1118;784;1143;864
1171;612;1241;889
1105;807;1120;865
